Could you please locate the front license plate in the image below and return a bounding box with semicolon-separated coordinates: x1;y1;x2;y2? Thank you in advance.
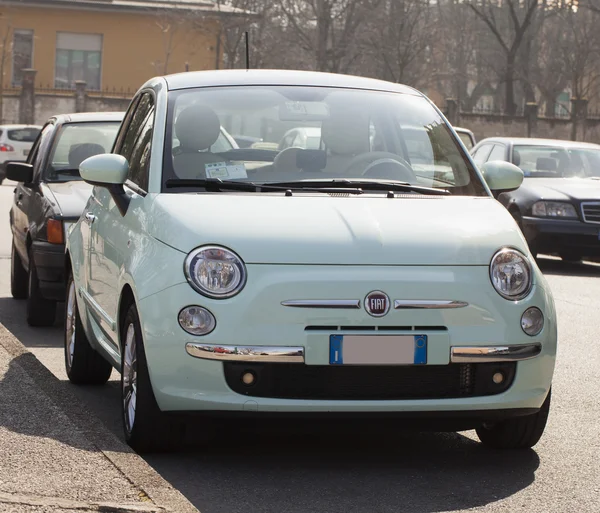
329;335;427;365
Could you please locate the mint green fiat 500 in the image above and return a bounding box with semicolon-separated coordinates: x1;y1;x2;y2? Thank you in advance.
64;70;556;453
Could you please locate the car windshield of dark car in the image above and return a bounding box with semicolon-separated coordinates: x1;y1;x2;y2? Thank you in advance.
44;122;121;182
513;145;600;178
162;85;486;196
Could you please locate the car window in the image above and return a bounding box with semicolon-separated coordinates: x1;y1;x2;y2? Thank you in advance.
514;144;600;178
487;144;506;162
8;127;40;142
118;93;154;162
457;132;474;150
45;122;121;182
163;85;487;196
127;108;154;191
31;123;55;180
472;144;493;166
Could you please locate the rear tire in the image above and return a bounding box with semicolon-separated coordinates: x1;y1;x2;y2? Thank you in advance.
121;301;184;453
26;249;57;327
64;273;112;385
11;241;28;299
476;389;551;450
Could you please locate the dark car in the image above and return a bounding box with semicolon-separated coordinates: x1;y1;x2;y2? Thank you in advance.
471;137;600;261
8;112;124;326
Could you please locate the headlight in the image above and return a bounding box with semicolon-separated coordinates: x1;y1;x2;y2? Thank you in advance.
184;245;246;298
490;248;532;300
531;201;577;218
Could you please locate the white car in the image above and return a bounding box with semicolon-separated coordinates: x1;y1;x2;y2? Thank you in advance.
0;124;42;183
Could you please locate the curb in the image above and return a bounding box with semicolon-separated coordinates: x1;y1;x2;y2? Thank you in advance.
0;323;200;513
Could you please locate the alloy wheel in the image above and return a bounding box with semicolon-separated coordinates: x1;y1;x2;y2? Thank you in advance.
123;324;138;435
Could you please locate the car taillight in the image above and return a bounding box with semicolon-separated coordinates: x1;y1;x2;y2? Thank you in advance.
47;219;64;244
0;144;15;152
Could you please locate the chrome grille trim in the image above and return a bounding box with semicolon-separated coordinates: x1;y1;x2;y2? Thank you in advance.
394;300;468;309
581;202;600;224
281;299;361;309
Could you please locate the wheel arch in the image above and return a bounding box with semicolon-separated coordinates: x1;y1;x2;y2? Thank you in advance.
118;284;136;346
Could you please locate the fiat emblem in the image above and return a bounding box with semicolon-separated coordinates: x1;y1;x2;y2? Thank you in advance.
365;290;390;317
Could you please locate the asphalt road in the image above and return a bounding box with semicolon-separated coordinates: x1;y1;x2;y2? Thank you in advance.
0;181;599;513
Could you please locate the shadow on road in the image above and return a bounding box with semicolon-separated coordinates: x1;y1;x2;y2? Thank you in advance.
537;255;600;278
149;425;540;513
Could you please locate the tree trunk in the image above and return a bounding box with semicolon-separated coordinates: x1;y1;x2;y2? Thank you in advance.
505;59;516;115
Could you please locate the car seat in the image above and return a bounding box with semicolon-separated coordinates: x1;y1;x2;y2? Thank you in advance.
68;143;106;169
173;104;224;179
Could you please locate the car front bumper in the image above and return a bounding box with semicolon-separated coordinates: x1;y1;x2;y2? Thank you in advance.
136;263;557;421
31;241;66;301
522;216;600;256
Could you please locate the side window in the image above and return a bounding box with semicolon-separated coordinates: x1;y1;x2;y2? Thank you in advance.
487;144;506;162
128;109;154;191
30;123;55;179
472;144;493;166
116;92;154;191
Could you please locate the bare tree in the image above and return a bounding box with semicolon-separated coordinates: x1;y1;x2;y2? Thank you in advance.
150;8;187;74
467;0;539;115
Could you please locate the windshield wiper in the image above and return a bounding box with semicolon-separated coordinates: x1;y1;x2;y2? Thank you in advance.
164;178;364;194
264;179;450;196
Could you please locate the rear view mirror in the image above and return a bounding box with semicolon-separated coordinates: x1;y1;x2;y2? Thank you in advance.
80;153;131;216
481;161;524;193
6;162;33;184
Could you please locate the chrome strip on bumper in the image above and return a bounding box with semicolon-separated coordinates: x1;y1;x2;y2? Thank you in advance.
281;299;361;309
451;343;541;363
394;300;468;309
186;343;305;363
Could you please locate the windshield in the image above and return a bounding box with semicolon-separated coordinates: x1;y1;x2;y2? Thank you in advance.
8;127;40;142
457;132;474;150
513;145;600;178
162;86;486;196
45;122;121;182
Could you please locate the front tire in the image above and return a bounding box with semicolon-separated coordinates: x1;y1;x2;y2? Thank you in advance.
11;241;28;299
26;249;57;327
64;274;112;385
476;389;551;450
121;301;183;453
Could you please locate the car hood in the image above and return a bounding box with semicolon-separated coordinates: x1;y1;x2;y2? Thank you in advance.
521;177;600;201
148;194;526;265
43;181;93;218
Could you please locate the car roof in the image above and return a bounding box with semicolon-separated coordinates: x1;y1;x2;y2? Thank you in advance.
50;111;125;124
162;69;421;96
477;137;600;149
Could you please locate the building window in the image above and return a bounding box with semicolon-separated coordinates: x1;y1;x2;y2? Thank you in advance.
12;30;34;86
55;32;102;90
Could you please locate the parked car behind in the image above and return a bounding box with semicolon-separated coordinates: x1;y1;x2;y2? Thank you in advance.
471;136;600;261
66;70;555;453
8;112;124;326
0;124;42;184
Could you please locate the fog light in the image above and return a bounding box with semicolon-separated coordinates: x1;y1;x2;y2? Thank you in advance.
242;371;256;386
492;372;505;384
521;307;544;336
178;306;216;336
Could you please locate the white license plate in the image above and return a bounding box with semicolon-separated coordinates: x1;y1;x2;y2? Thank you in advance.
329;335;427;365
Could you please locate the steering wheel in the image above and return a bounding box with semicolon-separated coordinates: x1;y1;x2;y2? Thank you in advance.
345;151;413;178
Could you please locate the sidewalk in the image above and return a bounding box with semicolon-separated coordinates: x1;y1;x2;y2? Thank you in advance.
0;324;198;513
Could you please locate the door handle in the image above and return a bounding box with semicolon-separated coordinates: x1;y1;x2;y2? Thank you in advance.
84;212;96;225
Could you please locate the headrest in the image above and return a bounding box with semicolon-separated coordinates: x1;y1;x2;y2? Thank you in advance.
175;104;221;151
321;107;370;156
536;157;557;171
512;150;521;166
69;143;105;168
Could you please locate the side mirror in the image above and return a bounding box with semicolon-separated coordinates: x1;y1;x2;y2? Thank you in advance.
80;154;131;216
79;153;129;186
6;162;33;184
481;160;524;193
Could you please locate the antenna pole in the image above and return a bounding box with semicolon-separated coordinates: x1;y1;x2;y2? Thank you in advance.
245;31;250;70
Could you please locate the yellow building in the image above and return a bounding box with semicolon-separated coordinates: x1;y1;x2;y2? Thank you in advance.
0;0;249;93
